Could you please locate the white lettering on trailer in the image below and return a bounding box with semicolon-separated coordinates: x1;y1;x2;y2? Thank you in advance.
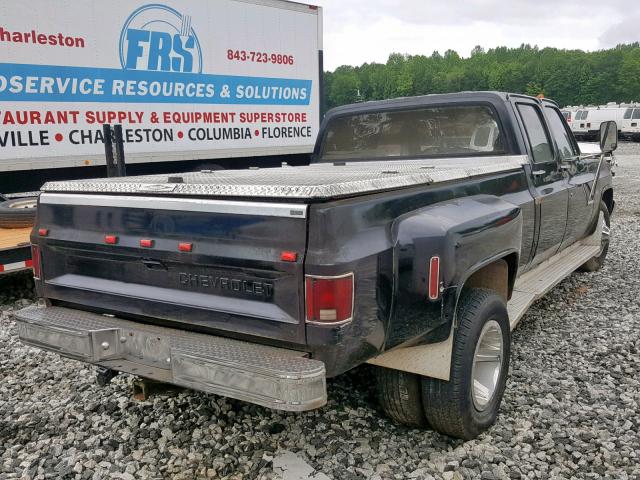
0;0;322;169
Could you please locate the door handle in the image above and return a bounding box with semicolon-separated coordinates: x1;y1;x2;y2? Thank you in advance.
532;170;546;177
541;187;553;196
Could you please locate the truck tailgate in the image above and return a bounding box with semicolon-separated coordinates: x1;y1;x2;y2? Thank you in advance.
36;193;308;345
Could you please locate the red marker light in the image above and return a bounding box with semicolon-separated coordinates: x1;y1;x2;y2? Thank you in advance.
38;228;49;237
280;251;298;262
104;235;118;245
428;256;440;300
140;239;154;248
178;242;193;252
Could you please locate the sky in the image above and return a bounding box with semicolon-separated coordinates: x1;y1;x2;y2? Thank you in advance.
314;0;640;70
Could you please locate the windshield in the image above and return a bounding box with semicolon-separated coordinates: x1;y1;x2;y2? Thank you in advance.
319;105;505;161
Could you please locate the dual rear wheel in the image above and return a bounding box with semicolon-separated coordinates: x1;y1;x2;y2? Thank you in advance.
375;288;511;440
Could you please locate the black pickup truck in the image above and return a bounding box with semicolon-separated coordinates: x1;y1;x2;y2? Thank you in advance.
15;92;617;440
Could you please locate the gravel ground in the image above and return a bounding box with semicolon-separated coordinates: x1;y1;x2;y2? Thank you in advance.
1;145;639;480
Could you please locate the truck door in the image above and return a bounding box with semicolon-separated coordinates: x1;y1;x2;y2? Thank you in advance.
543;104;596;248
515;102;569;264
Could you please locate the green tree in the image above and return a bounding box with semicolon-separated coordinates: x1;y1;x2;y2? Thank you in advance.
323;43;640;109
618;49;640;102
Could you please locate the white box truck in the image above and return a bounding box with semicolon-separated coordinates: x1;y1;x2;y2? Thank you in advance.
0;0;323;274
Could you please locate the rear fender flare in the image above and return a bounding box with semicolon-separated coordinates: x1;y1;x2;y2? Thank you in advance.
390;194;522;321
368;194;522;381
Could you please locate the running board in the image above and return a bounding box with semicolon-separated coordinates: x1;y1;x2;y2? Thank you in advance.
507;242;600;330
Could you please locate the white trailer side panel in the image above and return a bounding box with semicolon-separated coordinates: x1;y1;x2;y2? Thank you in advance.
0;0;321;171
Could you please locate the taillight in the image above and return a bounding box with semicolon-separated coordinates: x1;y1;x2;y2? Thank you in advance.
31;245;42;279
428;256;440;300
305;274;354;324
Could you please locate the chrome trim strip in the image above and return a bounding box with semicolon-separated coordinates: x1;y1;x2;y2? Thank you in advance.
39;193;308;219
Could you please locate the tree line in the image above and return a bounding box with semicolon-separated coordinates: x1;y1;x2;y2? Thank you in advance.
323;43;640;110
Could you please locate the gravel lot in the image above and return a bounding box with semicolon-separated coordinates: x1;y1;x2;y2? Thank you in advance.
1;145;639;480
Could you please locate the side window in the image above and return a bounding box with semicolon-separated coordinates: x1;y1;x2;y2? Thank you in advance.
633;109;640;120
624;108;633;119
517;104;554;163
544;106;578;160
582;110;589;119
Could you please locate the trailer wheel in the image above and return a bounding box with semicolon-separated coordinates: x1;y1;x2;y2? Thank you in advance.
0;198;37;228
375;366;427;428
421;288;510;440
579;201;610;272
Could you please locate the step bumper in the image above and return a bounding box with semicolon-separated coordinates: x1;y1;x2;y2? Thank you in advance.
14;305;326;412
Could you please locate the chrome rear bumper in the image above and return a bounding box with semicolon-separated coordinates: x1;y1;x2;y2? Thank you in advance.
14;306;326;411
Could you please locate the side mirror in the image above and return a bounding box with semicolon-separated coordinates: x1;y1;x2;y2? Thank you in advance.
599;121;618;154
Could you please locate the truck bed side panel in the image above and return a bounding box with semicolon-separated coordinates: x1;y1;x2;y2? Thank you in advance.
304;170;532;376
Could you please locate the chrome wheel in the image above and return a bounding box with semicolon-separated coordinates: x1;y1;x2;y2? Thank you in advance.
471;320;504;411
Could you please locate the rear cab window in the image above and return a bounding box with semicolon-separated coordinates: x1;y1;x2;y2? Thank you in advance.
319;105;506;162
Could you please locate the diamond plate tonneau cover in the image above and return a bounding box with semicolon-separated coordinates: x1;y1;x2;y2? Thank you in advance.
41;155;528;200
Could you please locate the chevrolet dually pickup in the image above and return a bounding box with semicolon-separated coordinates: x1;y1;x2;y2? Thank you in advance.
15;92;617;439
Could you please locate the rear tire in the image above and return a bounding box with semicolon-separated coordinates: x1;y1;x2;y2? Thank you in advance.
375;367;427;428
0;198;37;228
421;288;510;440
580;201;610;272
